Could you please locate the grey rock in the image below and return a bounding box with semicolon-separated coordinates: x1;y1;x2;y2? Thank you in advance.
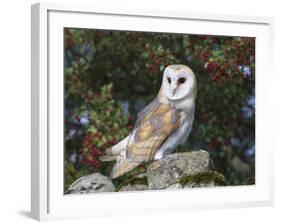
119;184;148;192
117;173;148;192
166;183;182;189
66;173;115;194
147;150;211;190
167;180;218;189
181;180;217;188
66;150;226;194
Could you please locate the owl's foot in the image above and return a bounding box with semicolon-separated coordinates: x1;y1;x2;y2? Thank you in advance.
154;152;164;160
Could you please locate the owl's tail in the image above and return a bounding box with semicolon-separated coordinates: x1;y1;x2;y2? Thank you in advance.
99;154;118;162
99;147;120;162
111;157;141;179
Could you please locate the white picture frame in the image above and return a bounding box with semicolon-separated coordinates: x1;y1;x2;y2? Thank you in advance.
31;2;274;221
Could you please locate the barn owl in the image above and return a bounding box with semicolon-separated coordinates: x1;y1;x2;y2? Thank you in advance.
100;64;197;179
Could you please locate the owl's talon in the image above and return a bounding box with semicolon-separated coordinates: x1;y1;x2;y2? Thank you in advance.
154;153;164;160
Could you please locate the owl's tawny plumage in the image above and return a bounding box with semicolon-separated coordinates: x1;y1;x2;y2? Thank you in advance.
100;64;197;179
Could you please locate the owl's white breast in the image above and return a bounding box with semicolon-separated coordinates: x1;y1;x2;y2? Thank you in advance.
166;95;196;148
154;103;195;160
170;94;195;111
178;109;194;145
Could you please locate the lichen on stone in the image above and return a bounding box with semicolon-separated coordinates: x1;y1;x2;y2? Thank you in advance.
178;171;228;187
147;150;211;190
119;184;148;192
66;173;116;194
116;175;148;192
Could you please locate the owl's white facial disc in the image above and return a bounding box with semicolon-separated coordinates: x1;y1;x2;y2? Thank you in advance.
162;65;196;101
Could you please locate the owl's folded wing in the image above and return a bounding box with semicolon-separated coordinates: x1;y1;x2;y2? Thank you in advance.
126;104;181;162
134;98;160;128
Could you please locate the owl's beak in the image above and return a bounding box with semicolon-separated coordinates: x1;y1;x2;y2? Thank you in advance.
171;82;179;96
172;86;178;96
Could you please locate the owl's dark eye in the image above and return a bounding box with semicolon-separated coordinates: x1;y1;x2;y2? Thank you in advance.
178;77;186;84
167;77;171;84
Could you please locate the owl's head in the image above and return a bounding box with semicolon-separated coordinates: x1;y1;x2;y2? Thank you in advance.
162;64;196;100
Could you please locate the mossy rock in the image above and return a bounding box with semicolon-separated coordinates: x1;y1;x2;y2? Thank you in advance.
116;173;148;192
244;176;255;185
118;184;148;191
66;173;115;194
147;150;211;190
177;171;228;188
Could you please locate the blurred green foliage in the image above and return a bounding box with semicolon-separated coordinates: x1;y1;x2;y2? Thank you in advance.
64;28;255;191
